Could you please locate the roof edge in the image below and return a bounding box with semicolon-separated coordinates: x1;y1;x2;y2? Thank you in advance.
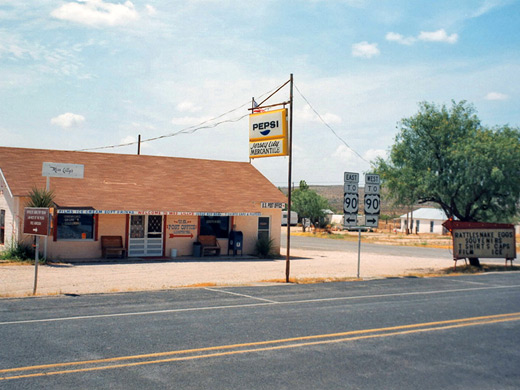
0;168;13;198
0;145;253;166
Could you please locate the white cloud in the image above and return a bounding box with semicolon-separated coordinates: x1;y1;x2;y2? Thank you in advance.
352;41;380;58
332;146;386;166
385;32;416;46
418;29;458;44
387;29;458;45
171;116;211;126
297;105;342;125
120;135;136;144
485;92;509;100
332;145;358;164
145;4;157;15
176;101;201;113
363;148;387;162
51;0;139;27
50;113;86;128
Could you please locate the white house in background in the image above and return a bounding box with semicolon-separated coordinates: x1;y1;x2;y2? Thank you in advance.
400;208;448;234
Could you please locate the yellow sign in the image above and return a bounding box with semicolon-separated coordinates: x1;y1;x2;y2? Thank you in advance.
249;109;288;158
249;138;288;159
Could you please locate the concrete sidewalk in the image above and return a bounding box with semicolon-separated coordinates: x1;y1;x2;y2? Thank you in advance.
0;247;452;297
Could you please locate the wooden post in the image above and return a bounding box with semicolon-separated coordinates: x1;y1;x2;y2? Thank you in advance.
33;236;39;295
286;74;293;283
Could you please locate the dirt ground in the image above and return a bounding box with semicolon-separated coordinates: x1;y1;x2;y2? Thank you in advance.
1;231;518;298
0;247;453;298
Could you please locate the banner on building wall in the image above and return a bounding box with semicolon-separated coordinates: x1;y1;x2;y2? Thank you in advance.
248;109;288;159
57;209;262;216
167;217;197;238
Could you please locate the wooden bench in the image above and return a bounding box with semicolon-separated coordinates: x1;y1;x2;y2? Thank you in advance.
101;236;126;259
198;235;221;256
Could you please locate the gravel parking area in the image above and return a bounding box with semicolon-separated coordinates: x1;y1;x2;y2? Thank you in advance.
0;247;452;297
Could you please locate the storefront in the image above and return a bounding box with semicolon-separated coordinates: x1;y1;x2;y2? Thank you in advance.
0;146;286;260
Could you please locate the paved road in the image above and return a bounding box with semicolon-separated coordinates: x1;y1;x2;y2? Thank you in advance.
283;231;454;259
1;273;519;389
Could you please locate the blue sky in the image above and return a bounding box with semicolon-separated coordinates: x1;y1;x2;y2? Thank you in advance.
1;0;518;186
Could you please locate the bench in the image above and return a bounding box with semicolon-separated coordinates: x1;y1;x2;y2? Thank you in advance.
101;236;126;259
198;235;221;256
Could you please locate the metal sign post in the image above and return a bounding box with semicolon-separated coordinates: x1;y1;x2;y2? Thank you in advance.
343;172;362;278
24;207;51;295
343;173;381;278
249;75;293;283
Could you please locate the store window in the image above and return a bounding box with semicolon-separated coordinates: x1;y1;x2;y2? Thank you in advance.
57;213;95;240
200;216;230;238
258;217;270;240
0;210;5;244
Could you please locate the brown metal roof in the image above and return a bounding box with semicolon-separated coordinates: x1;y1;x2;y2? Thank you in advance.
0;147;286;214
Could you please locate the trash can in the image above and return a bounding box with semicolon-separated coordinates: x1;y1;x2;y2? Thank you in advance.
170;249;178;258
193;242;202;257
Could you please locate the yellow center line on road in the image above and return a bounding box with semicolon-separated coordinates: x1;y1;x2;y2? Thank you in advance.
2;312;520;381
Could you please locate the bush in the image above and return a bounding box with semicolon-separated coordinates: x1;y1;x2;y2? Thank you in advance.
254;237;275;258
0;241;35;261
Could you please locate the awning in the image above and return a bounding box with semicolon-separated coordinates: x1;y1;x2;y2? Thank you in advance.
57;209;262;216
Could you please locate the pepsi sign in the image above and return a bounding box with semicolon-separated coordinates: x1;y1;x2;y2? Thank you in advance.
249;109;288;141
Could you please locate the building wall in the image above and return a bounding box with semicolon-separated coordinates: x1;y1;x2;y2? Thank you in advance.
4;197;283;260
45;214;127;260
164;215;199;257
0;174;15;248
163;209;282;257
0;178;25;249
399;218;446;234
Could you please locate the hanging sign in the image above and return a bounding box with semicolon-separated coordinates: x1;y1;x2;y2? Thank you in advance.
249;109;288;141
249;109;288;158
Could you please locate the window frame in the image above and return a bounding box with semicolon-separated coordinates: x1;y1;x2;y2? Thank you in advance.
200;216;230;239
0;209;5;245
56;213;95;241
258;216;270;240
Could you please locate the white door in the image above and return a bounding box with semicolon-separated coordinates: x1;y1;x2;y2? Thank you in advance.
128;215;163;257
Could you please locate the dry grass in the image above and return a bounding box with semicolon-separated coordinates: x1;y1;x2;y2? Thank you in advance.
442;264;520;275
182;282;218;288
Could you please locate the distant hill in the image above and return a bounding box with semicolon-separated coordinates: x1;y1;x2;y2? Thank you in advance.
280;185;411;218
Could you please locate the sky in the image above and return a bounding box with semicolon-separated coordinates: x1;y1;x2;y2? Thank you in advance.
1;0;519;187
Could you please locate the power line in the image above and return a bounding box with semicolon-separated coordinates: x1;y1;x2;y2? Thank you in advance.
77;81;288;152
77;106;250;152
293;83;369;164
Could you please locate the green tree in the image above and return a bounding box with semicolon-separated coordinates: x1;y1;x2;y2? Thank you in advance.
373;101;520;266
291;181;329;231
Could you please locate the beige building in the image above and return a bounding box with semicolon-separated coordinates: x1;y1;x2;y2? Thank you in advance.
0;147;286;260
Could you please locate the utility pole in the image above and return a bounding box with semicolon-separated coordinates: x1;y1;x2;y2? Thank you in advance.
286;73;293;283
